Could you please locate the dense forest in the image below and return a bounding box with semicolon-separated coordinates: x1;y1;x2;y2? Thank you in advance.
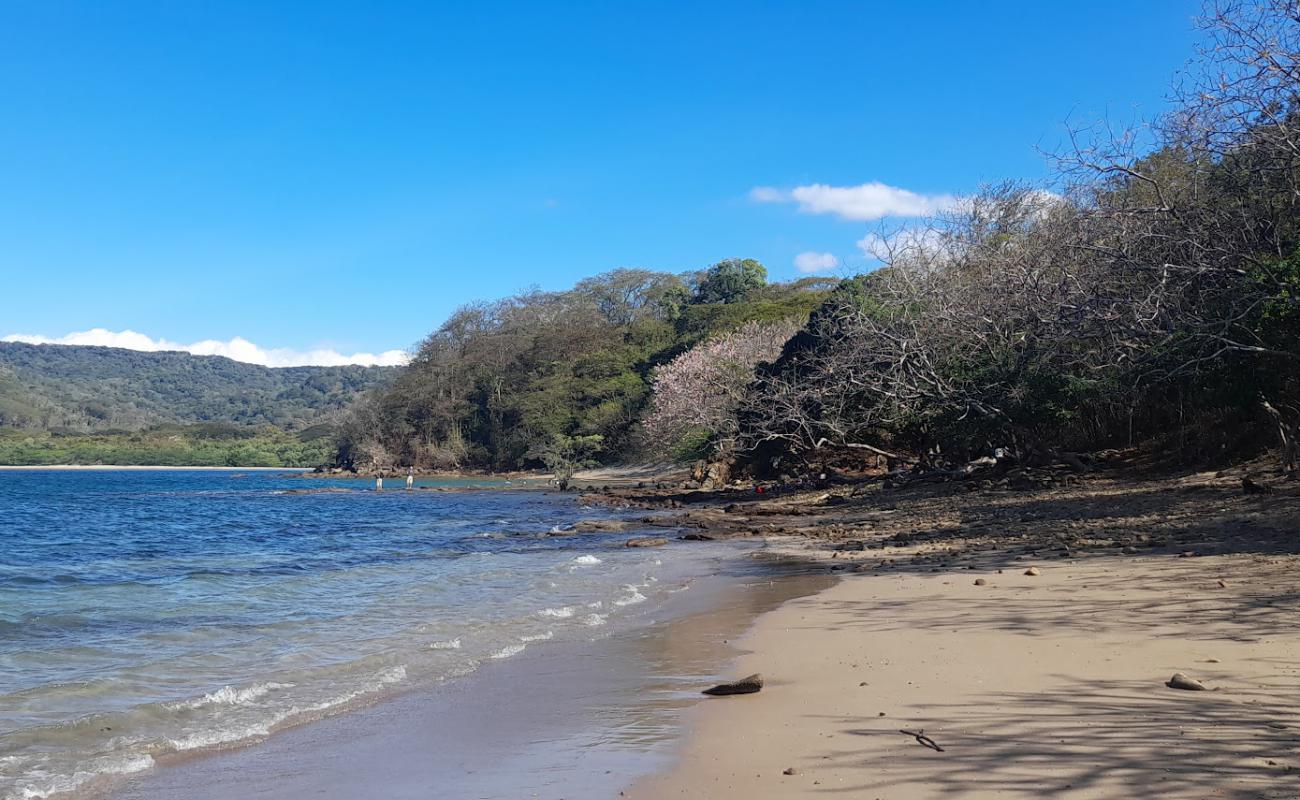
0;424;338;468
343;1;1300;482
0;342;396;431
337;262;836;477
0;343;395;466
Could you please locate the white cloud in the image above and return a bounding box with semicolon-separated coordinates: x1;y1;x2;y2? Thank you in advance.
1;328;410;368
793;251;840;274
750;181;961;221
857;227;949;262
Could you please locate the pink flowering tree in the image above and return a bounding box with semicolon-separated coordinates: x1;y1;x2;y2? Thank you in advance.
642;319;801;458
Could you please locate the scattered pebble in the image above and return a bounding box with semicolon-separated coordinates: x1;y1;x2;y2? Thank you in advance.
1166;672;1208;691
974;578;987;586
783;767;798;776
1024;567;1040;576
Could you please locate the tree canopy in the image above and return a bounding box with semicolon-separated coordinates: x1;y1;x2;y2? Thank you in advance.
336;261;830;471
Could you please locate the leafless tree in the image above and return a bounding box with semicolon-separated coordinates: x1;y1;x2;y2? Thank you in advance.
740;3;1300;475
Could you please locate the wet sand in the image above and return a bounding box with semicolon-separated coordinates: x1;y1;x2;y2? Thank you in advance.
107;565;834;800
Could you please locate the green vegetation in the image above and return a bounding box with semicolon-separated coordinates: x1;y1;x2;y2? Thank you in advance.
338;264;834;471
526;433;605;490
0;424;337;467
341;3;1300;479
0;343;395;466
0;342;396;431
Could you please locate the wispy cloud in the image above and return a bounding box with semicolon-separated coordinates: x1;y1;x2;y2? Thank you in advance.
747;186;785;203
793;251;840;274
1;328;410;368
857;228;949;262
750;181;961;221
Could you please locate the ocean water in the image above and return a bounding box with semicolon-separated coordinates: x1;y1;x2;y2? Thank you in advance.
0;470;742;800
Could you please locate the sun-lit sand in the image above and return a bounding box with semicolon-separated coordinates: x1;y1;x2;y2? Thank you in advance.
632;474;1300;799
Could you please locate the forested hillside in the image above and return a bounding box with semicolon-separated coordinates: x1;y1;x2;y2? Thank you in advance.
342;2;1300;482
338;262;835;475
0;343;396;466
0;342;397;431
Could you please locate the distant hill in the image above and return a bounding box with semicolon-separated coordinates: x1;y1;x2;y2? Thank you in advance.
0;341;399;432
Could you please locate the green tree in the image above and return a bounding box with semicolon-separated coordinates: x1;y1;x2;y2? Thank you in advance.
526;433;604;490
694;259;767;304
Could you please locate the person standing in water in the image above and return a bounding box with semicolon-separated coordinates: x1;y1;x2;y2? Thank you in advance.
406;467;415;491
375;474;383;491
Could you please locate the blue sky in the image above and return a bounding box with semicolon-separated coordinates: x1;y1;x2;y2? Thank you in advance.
1;1;1202;364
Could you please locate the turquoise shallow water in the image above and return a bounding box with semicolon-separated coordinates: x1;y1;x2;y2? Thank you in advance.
0;470;738;800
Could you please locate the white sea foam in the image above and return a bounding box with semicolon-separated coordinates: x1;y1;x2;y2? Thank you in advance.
12;753;155;800
167;720;276;751
520;631;553;642
581;613;607;627
538;606;574;618
490;643;526;660
572;555;601;565
587;600;603;609
430;638;461;650
293;666;407;715
550;524;573;534
166;681;294;711
614;585;647;607
371;665;407;687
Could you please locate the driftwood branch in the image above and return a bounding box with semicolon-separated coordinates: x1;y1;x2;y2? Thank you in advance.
899;728;945;752
813;437;911;461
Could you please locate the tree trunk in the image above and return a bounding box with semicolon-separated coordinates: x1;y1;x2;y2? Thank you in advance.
1260;397;1299;477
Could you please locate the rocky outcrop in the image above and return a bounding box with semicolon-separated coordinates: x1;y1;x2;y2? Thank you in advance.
625;537;668;548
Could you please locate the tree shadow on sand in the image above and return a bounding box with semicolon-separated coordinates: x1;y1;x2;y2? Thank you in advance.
809;676;1300;798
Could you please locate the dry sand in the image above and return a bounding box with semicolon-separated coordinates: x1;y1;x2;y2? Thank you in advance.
631;470;1300;799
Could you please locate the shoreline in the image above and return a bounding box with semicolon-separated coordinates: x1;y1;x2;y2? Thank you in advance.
15;464;1299;799
629;469;1300;799
105;560;835;800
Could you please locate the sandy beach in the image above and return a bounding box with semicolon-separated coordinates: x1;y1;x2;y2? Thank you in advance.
630;469;1300;799
10;465;1299;800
